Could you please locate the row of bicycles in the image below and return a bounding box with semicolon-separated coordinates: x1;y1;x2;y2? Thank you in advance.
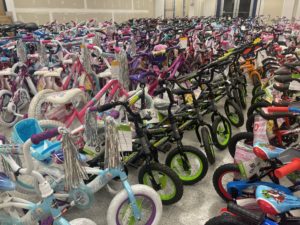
0;15;298;224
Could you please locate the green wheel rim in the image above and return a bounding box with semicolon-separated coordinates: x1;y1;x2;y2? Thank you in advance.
229;113;239;124
170;152;204;181
216;121;231;146
210;135;215;157
143;171;176;201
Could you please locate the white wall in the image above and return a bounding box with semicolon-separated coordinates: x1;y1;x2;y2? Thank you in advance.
282;0;295;19
155;0;164;18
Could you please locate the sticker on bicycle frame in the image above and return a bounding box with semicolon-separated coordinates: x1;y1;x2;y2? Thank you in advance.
141;108;159;124
253;114;270;144
235;141;255;163
179;37;188;49
110;60;120;79
238;158;262;179
117;123;132;152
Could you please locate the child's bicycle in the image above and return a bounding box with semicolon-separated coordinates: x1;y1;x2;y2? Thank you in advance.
0;129;97;225
2;119;163;225
206;157;300;225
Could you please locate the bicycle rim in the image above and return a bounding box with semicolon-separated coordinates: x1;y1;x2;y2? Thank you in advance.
116;195;156;225
170;152;204;181
142;171;176;201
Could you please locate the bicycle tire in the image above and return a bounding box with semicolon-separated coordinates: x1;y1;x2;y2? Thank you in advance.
201;126;215;164
138;162;183;205
165;145;208;185
212;116;232;150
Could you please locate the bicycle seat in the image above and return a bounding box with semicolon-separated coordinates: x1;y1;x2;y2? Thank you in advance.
253;142;285;160
24;22;38;31
0;68;17;77
273;83;290;92
274;75;299;83
262;57;277;64
46;88;86;105
274;67;291;75
45;67;63;77
33;67;49;76
12;118;61;162
0;172;15;191
284;61;300;68
256;185;300;215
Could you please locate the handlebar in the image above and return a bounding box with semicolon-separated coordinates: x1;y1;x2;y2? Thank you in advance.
31;128;60;145
274;158;300;178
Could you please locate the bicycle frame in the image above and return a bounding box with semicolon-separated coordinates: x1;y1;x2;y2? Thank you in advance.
64;79;128;127
0;193;71;225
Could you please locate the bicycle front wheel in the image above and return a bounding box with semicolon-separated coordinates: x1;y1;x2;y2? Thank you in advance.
107;184;162;225
165;146;208;185
138;163;183;205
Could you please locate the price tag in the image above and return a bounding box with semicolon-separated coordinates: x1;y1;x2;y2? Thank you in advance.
290;80;300;91
278;35;286;42
141;108;159;124
179;37;188;49
117;123;132;152
110;60;120;79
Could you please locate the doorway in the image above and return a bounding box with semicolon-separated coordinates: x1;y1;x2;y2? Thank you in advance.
217;0;257;18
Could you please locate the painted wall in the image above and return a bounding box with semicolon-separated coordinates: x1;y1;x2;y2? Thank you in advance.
260;0;284;18
5;0;154;24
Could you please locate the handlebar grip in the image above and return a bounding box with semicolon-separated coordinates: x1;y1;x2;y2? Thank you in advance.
267;106;289;113
275;158;300;178
93;102;120;112
86;44;95;50
31;128;59;145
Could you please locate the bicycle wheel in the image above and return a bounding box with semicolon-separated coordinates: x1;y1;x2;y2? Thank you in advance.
238;85;247;109
224;99;244;127
107;184;162;225
201;126;215;164
0;90;18;127
246;113;256;133
205;215;247;225
212;117;232;150
251;91;265;105
247;101;271;118
165;145;208;185
138;163;183;205
228;132;254;158
213;164;241;201
28;89;54;119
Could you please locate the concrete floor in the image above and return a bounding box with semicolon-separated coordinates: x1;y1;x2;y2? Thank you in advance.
63;90;250;225
1;85;251;225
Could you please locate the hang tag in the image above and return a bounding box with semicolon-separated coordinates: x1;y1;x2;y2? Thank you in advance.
241;25;246;31
141;108;159;124
37;78;46;92
278;35;286;42
238;158;262;179
253;114;270;143
290;80;300;91
179;37;188;49
117;123;132;152
110;60;120;79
